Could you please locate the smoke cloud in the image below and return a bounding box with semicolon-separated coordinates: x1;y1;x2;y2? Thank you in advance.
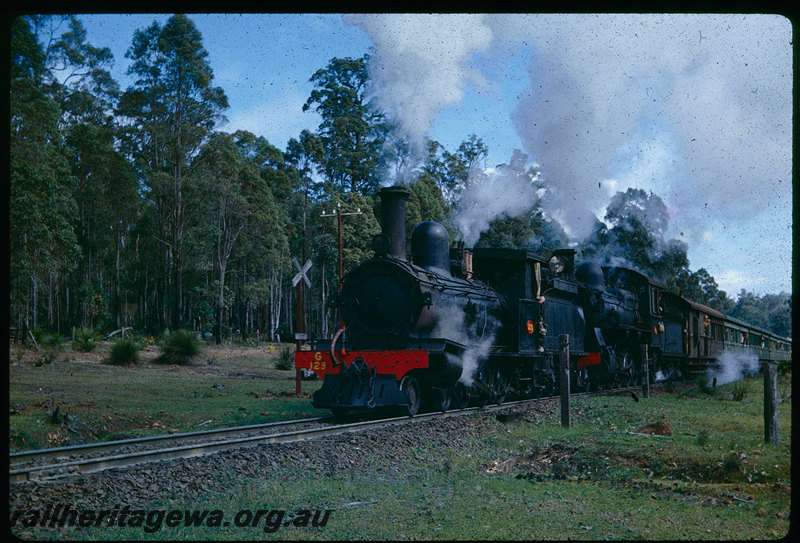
431;297;497;386
708;350;760;386
344;14;493;155
453;166;541;246
490;14;791;242
347;14;791;291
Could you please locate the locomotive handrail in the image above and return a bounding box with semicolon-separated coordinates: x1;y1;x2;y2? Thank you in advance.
330;327;347;366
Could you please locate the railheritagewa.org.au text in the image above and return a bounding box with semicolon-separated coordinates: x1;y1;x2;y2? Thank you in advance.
10;504;334;533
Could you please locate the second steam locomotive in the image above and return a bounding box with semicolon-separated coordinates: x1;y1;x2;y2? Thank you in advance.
295;187;791;416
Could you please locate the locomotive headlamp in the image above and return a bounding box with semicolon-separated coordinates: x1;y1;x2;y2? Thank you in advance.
548;255;566;274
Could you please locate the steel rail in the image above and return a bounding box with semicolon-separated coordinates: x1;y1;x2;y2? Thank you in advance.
9;386;640;484
10;416;333;469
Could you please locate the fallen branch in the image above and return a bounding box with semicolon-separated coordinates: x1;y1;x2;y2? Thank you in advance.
105;327;133;340
732;495;755;504
626;431;671;438
28;330;40;351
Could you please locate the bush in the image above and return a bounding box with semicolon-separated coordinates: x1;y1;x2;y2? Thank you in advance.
730;382;748;401
157;329;202;365
695;375;715;395
107;338;141;365
723;452;743;474
32;327;62;349
73;328;99;352
275;322;292;343
274;345;294;370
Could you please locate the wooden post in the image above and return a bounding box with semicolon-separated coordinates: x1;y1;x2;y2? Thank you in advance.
560;334;570;428
641;343;649;398
764;363;779;444
295;281;303;397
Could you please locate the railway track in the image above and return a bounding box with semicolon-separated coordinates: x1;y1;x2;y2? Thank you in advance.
9;386;640;484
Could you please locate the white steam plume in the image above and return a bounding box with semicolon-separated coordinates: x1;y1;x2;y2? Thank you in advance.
708;350;760;386
454;165;541;247
344;14;493;178
431;298;497;386
342;14;790;292
485;14;791;242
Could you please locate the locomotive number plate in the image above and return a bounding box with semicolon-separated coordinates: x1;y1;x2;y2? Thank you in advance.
311;351;327;371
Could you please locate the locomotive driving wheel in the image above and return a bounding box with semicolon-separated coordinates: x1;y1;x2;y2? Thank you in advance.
399;375;421;417
452;382;469;409
618;349;634;387
437;387;451;412
578;367;592;393
493;369;509;404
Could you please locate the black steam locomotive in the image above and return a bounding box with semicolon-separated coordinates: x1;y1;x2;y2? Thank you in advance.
296;187;791;416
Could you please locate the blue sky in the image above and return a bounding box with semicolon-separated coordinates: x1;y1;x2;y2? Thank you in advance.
73;13;792;297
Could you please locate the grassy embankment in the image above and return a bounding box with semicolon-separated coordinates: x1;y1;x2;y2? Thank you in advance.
9;343;792;540
9;342;322;451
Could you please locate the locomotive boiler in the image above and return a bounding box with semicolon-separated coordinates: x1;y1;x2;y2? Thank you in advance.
296;187;503;416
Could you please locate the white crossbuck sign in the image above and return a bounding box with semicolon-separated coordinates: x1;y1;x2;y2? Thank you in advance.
292;258;312;288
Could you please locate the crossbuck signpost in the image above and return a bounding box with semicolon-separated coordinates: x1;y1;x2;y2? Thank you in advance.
292;257;311;396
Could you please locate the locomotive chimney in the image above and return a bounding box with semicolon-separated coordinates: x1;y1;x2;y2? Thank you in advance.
380;186;411;260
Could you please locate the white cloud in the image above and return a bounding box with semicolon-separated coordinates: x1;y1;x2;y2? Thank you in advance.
715;270;765;297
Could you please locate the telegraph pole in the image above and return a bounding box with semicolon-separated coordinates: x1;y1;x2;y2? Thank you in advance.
321;202;362;327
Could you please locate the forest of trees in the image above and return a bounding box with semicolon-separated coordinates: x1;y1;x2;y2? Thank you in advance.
9;14;792;344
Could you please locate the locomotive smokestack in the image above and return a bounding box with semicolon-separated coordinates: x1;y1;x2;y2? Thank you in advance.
380;186;411;260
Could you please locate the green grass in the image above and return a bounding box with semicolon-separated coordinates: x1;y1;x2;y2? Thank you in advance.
8;343;322;451
10;370;791;540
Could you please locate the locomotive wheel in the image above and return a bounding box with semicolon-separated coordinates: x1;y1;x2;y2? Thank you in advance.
399;376;421;417
438;387;451;412
452;382;469;409
494;370;508;404
579;368;592;393
472;387;490;408
623;367;634;387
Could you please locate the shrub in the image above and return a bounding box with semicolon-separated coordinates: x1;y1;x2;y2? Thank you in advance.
730;382;748;401
695;375;715;395
157;329;202;365
275;322;291;343
274;345;294;370
73;328;99;352
32;327;62;349
107;338;141;365
723;452;743;474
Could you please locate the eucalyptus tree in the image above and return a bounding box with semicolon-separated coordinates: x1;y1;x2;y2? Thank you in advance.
303;56;386;194
230;131;291;341
10;16;80;332
117;14;228;329
45;17;142;330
